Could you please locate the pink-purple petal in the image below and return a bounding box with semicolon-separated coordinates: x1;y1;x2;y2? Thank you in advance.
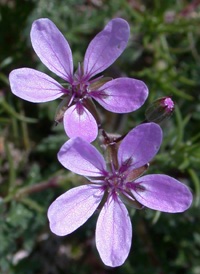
118;123;163;170
96;195;132;267
131;174;193;212
58;137;107;177
48;185;103;236
9;68;64;102
31;18;73;82
63;104;98;143
84;18;130;79
92;77;148;113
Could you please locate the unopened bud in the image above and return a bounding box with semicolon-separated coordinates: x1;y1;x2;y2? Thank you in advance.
145;97;175;123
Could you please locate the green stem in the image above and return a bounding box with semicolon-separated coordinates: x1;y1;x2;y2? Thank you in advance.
174;106;184;146
188;168;200;207
21;197;44;213
0;98;37;123
5;141;16;192
19;104;30;150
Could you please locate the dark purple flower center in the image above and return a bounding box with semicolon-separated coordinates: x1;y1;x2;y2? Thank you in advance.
99;160;148;202
104;170;126;193
67;63;109;106
65;63;91;106
71;83;89;102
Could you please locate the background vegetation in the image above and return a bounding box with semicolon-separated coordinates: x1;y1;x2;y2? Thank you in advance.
0;0;200;273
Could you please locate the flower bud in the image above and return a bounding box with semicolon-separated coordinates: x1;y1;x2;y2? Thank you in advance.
145;97;175;123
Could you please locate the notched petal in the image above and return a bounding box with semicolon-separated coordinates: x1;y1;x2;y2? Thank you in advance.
96;196;132;267
31;18;73;82
93;77;148;113
58;137;107;177
63;104;98;142
48;185;103;236
132;174;193;213
84;18;130;78
9;68;64;103
118;123;163;170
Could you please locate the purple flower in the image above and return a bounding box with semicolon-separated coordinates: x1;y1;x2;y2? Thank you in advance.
9;18;148;142
47;123;192;267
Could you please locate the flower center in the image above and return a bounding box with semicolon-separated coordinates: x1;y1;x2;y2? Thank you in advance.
71;83;89;102
104;171;126;193
68;63;91;104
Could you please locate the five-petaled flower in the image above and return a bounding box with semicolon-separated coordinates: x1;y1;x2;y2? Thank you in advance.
47;122;193;267
9;18;148;142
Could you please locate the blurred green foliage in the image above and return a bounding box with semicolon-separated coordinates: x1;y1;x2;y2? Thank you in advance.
0;0;200;273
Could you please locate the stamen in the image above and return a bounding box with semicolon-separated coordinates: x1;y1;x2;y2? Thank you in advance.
68;93;75;107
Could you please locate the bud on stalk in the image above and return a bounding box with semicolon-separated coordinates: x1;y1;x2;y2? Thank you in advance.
145;97;175;123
